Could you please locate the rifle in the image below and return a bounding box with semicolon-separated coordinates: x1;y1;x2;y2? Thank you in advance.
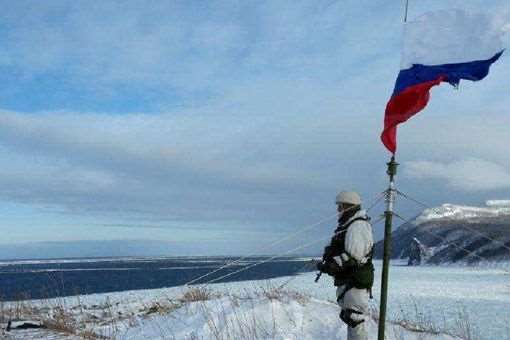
314;244;334;283
315;265;324;282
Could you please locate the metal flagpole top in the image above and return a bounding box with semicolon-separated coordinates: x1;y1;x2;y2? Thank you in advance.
404;0;409;23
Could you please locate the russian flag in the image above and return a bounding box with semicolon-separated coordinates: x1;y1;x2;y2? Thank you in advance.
381;9;504;154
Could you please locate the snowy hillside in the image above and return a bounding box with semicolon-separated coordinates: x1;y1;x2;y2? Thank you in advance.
3;263;510;339
0;273;460;340
119;292;448;340
374;201;510;263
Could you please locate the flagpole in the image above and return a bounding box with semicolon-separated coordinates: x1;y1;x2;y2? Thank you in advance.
404;0;409;23
377;156;398;340
378;3;405;338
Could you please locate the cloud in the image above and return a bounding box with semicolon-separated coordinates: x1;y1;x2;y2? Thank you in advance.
0;1;402;107
0;0;510;249
0;102;386;229
404;158;510;191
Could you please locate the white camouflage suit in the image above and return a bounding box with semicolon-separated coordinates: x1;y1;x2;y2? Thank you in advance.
333;209;373;340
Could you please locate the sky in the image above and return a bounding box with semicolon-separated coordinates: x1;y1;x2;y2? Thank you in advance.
0;0;510;258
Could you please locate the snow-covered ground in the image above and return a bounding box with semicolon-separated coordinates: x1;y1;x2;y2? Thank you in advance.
2;260;509;339
282;261;510;340
119;293;451;340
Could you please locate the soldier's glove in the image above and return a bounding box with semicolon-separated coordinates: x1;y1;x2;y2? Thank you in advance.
316;261;327;272
317;261;341;276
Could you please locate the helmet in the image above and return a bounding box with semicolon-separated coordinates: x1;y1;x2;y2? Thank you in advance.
335;191;361;205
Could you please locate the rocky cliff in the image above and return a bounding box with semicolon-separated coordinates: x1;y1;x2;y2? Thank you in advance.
373;202;510;263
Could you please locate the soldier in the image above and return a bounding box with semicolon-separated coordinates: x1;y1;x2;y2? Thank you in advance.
317;191;374;340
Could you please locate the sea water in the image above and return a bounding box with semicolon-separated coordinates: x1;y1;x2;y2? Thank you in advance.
0;256;315;301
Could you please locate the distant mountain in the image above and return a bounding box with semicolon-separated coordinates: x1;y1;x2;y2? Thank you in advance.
374;201;510;263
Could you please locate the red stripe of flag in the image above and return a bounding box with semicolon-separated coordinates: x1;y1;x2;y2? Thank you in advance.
381;77;444;154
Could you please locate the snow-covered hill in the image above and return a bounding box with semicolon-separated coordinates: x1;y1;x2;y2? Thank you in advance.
4;263;509;339
374;201;510;263
1;271;462;340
